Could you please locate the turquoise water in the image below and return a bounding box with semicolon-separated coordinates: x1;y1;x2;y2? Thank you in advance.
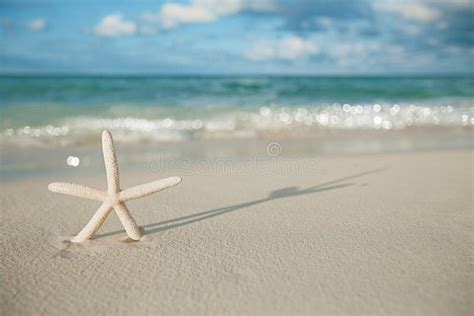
1;75;473;146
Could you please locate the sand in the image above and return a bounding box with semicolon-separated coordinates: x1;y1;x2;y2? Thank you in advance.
1;148;472;315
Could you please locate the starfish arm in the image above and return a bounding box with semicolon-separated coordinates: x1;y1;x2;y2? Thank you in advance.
71;202;113;243
119;176;182;202
48;182;106;201
102;130;120;194
113;203;143;241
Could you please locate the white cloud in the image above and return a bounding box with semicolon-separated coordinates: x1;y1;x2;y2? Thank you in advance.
145;3;215;29
143;0;275;29
247;36;319;61
27;18;46;31
374;1;440;23
94;14;137;37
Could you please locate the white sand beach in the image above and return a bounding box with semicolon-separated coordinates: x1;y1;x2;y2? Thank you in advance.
1;146;472;315
2;0;474;313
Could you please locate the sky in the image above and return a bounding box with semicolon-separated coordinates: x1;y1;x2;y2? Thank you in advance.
1;0;473;74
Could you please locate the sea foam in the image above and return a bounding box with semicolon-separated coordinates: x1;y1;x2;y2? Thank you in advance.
1;103;473;147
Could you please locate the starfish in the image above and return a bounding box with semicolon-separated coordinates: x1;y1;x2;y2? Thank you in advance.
48;130;181;243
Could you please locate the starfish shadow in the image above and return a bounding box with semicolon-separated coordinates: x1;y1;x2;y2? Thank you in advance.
96;168;385;239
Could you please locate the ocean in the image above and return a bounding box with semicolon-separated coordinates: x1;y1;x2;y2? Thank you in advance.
1;75;473;147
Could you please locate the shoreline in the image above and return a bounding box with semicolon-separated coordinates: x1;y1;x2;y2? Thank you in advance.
1;128;473;180
2;123;473;149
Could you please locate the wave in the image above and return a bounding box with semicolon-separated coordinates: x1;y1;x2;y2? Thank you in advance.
1;103;473;147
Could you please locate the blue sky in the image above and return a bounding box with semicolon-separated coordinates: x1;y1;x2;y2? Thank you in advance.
1;0;473;74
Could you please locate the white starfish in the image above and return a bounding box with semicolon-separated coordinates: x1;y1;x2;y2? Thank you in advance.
48;130;181;243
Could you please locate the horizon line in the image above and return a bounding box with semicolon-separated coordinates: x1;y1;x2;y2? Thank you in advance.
1;72;473;78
